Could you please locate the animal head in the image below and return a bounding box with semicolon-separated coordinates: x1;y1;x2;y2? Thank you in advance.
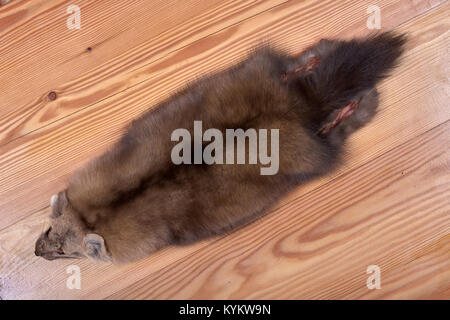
34;191;111;262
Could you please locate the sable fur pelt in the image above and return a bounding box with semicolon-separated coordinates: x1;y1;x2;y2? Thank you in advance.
35;32;406;263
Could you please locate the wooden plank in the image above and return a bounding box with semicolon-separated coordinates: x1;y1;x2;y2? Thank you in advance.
107;122;449;299
1;119;448;299
0;1;448;300
0;0;444;145
0;0;286;144
0;1;448;230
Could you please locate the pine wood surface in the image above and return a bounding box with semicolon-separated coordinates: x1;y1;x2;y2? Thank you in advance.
0;0;448;299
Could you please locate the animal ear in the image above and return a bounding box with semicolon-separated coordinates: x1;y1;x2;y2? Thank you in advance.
83;233;111;262
50;191;68;218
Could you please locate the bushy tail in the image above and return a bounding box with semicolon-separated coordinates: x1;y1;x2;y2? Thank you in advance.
300;32;407;110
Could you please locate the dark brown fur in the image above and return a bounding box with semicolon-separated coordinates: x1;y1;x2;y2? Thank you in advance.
35;33;406;263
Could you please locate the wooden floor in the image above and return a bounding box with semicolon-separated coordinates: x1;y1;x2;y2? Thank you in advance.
0;0;449;300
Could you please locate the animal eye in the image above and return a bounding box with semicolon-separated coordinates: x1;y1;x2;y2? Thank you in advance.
57;248;65;255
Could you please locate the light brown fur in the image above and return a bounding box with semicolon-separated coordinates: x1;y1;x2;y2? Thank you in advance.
35;33;405;263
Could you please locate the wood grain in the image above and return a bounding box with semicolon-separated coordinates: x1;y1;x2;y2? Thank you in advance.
0;0;448;299
0;0;448;230
0;0;444;145
108;122;449;299
0;121;448;299
0;0;286;144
